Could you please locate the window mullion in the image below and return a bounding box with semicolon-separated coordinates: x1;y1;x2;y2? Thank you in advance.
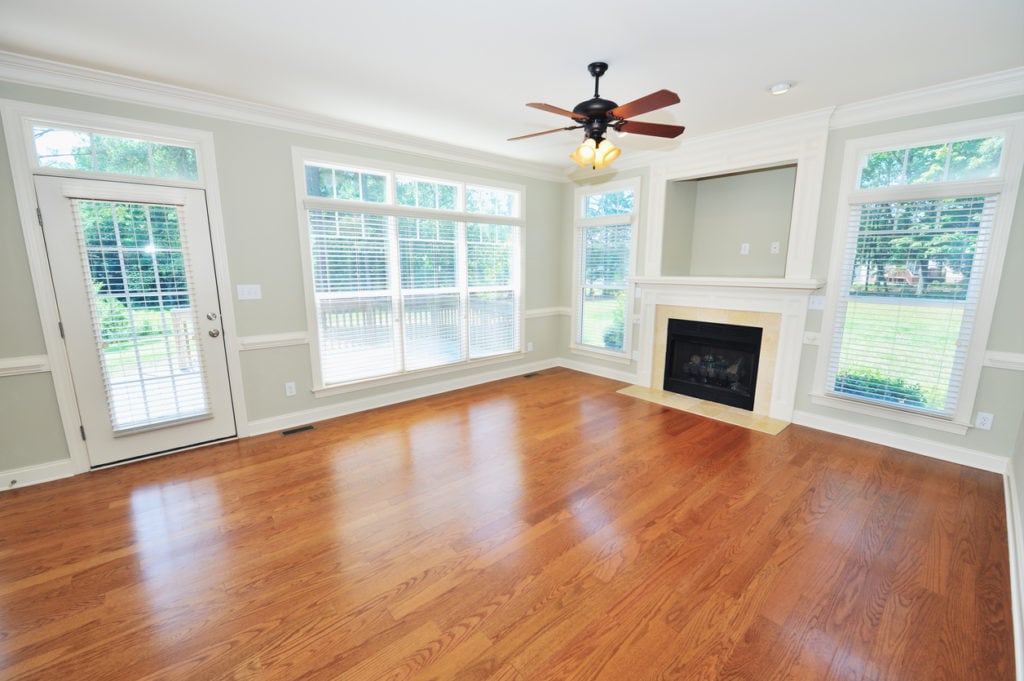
387;214;405;373
457;221;469;361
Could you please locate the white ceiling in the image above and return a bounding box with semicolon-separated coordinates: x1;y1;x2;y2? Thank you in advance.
1;0;1022;172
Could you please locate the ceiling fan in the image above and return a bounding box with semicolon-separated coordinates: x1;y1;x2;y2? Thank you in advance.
509;62;686;169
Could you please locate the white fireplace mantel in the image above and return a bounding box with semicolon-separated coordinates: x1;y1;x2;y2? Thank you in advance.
631;276;824;422
631;276;824;291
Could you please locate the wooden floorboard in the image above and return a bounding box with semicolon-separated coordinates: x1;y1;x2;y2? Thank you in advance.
0;368;1014;679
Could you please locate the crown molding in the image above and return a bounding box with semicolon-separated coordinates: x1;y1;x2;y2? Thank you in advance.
830;67;1024;130
605;107;835;177
0;51;568;183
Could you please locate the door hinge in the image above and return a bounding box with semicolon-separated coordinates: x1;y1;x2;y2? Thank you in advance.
36;207;43;228
58;321;65;339
79;425;86;441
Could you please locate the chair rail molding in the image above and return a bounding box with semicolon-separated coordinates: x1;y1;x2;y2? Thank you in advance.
0;354;49;377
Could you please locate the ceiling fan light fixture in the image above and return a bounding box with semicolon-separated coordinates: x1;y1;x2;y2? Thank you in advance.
593;139;620;168
570;137;598;167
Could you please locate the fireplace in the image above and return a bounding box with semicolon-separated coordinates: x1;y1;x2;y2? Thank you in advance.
663;319;763;411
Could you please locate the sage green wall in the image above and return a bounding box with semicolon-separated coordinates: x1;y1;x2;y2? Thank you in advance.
686;166;795;277
0;120;45;356
0;105;71;470
661;180;696;276
0;80;566;468
0;373;69;470
797;95;1024;457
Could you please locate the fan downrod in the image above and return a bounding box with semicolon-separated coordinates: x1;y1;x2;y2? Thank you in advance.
587;62;608;97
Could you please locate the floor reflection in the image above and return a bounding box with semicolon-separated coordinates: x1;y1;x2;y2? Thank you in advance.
130;478;226;616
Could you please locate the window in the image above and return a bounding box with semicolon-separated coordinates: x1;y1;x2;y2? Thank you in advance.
573;181;638;356
31;124;199;181
296;154;522;388
820;117;1023;426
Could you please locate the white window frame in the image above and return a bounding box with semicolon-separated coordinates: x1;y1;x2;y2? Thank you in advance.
17;113;206;188
812;113;1024;434
292;148;526;395
570;177;641;362
0;99;247;478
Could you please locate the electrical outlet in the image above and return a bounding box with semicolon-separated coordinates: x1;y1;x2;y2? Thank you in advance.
285;381;296;397
808;295;826;310
526;342;534;352
237;284;262;300
975;412;994;430
770;241;781;254
739;243;750;255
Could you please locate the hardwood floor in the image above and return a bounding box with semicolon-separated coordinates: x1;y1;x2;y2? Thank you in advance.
0;368;1014;680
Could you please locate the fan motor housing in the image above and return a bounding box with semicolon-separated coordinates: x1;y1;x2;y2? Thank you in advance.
572;97;618;119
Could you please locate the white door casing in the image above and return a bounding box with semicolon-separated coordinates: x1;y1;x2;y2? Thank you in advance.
35;175;236;466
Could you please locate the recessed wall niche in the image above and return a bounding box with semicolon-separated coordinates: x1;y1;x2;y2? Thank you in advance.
660;165;797;277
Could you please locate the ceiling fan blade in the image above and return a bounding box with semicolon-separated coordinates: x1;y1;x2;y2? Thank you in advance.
527;102;583;119
507;126;580;141
608;89;680;120
617;120;686;139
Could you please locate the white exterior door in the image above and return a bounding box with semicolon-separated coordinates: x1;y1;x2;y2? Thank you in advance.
35;176;236;466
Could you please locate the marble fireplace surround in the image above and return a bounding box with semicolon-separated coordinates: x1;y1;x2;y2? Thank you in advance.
632;277;823;422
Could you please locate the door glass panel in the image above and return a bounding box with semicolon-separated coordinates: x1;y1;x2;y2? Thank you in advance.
71;199;211;432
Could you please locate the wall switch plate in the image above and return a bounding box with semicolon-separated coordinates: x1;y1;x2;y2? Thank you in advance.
770;241;781;254
739;243;750;255
285;381;296;397
237;284;262;300
526;342;534;352
808;295;826;310
975;412;994;430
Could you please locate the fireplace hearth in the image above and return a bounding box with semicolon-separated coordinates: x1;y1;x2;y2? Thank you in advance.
663;319;763;411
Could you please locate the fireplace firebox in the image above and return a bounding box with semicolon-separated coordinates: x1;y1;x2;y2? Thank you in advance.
663;319;762;411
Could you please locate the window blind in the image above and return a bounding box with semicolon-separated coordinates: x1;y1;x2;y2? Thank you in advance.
826;195;995;417
307;206;520;385
467;224;518;359
578;223;631;351
73;199;211;432
309;210;399;383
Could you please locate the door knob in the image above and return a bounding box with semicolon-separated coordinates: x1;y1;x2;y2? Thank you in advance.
208;328;221;338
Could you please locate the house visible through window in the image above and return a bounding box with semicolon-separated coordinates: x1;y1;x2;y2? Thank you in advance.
297;156;522;387
573;181;638;355
825;129;1012;420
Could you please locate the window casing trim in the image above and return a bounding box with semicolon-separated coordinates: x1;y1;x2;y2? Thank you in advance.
296;148;525;217
16;109;207;188
570;177;641;359
812;113;1024;431
292;147;526;393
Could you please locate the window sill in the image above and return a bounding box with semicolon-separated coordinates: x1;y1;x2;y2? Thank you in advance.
568;344;633;365
809;392;970;435
312;351;525;398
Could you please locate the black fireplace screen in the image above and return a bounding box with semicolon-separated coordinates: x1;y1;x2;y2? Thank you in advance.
663;319;763;411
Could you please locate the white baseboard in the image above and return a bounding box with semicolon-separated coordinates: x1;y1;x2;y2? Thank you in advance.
557;357;639;385
791;409;1008;473
1003;464;1024;681
0;458;77;492
248;358;560;435
248;355;646;436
